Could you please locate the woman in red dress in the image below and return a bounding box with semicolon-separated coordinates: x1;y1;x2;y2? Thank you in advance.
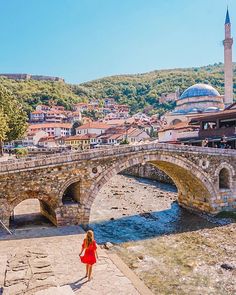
79;230;98;281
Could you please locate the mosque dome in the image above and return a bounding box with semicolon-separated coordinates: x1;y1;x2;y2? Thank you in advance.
180;84;220;100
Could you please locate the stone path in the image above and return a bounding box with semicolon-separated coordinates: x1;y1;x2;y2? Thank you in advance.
0;226;152;295
3;250;57;295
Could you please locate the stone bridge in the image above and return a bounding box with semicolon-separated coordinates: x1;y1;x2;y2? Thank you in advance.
0;143;235;227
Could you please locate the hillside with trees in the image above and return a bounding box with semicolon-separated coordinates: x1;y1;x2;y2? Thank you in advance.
0;77;87;114
80;62;236;115
1;63;235;117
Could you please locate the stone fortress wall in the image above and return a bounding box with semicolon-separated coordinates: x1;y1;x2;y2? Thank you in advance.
0;73;64;82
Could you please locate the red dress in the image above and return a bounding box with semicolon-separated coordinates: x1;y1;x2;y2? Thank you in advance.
80;239;97;265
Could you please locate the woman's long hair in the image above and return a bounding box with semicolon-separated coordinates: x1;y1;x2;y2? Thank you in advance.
84;230;94;248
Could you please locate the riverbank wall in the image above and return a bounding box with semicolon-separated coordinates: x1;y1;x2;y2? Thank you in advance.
121;163;174;185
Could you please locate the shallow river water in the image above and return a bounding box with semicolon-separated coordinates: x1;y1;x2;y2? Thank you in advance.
90;175;236;295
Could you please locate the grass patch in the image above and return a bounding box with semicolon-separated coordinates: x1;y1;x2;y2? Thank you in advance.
216;211;236;221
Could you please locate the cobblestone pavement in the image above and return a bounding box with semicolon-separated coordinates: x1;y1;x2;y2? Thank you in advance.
0;227;147;295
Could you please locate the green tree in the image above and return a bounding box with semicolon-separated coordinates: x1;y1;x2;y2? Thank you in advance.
0;85;27;155
71;120;82;136
15;147;28;158
82;109;103;121
0;109;9;155
120;138;129;145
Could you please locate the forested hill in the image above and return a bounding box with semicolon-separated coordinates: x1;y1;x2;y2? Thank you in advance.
80;62;236;114
1;63;235;115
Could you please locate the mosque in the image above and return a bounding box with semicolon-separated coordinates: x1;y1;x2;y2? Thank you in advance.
164;8;234;126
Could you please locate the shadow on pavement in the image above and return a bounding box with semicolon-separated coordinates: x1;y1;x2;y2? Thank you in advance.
68;277;89;292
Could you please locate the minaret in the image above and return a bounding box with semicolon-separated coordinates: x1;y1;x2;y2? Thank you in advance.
223;8;233;106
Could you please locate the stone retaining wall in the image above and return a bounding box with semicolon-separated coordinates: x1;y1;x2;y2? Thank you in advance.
121;163;174;185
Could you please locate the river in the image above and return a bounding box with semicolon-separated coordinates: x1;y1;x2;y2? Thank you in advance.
90;174;236;295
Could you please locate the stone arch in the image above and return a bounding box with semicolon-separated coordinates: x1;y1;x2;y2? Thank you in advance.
214;162;234;191
81;152;217;224
58;176;81;205
8;194;58;227
219;168;230;189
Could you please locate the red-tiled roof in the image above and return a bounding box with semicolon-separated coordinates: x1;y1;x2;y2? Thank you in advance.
46;110;65;114
31;110;45;114
38;136;56;142
160;122;199;132
64;133;97;141
104;118;135;125
108;134;123;140
77;122;110;129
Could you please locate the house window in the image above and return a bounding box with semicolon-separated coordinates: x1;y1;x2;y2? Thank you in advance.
219;168;230;189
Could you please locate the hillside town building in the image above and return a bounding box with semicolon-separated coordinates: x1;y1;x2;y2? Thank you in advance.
30;105;82;124
158;122;199;144
38;136;58;148
96;126;150;145
29;123;72;137
62;134;97;150
73;100;130;120
76;122;110;135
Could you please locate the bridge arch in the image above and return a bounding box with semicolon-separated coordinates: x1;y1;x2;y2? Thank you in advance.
59;176;81;205
81;152;218;224
6;193;58;227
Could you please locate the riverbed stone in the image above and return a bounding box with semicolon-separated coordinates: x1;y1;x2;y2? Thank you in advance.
104;242;114;249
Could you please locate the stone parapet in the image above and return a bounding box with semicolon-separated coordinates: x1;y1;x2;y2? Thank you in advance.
1;143;236;174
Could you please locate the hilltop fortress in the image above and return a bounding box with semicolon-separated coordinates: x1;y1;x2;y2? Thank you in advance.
0;73;64;82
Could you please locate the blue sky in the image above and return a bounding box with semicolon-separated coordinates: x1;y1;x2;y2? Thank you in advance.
0;0;234;83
